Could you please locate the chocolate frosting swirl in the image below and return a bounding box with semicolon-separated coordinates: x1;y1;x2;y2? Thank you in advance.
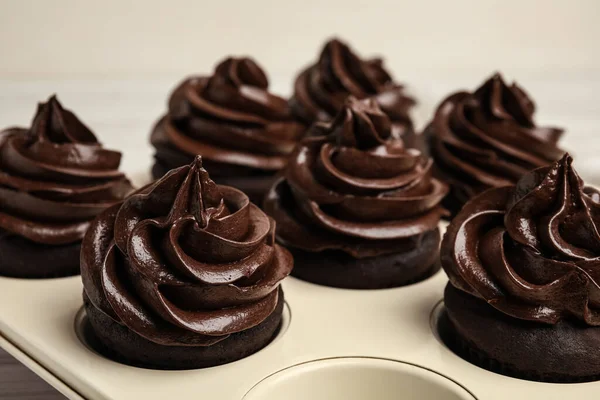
426;73;565;208
290;38;416;141
81;156;293;345
442;154;600;326
151;57;305;173
0;96;132;245
265;97;447;258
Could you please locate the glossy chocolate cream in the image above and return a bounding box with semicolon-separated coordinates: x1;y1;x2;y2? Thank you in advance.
425;73;565;215
265;97;447;288
151;57;305;204
290;38;417;147
81;156;292;352
442;153;600;325
0;96;133;278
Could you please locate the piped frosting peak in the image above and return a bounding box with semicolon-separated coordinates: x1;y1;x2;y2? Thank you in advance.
81;157;293;346
265;95;447;257
0;95;132;245
442;153;600;326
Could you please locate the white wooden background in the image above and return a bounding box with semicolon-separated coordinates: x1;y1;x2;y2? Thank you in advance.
0;0;599;79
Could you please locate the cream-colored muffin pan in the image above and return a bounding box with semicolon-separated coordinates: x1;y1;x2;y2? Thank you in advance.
1;77;600;400
1;229;599;400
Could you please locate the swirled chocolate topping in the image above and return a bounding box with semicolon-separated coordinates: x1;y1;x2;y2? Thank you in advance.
290;38;416;141
81;156;293;345
442;153;600;326
151;57;305;174
0;96;133;245
265;97;447;258
426;73;565;211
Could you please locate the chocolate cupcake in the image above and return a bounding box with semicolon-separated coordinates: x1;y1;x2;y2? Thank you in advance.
151;57;305;205
424;73;565;215
81;156;293;370
290;38;418;148
440;153;600;382
265;97;447;289
0;96;133;278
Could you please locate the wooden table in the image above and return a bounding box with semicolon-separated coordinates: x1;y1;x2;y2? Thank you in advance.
0;348;65;399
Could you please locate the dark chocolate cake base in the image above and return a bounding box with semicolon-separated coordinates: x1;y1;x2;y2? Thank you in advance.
441;283;600;383
0;233;81;278
84;289;285;370
288;229;441;289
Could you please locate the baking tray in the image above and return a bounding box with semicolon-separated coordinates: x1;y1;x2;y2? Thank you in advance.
1;216;599;400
